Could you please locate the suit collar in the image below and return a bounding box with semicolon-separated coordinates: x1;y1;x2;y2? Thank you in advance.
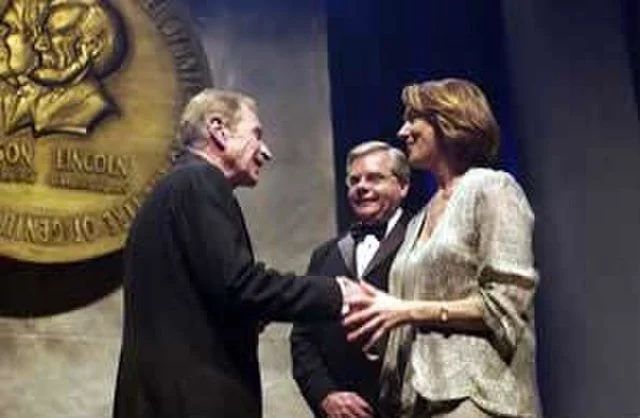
337;209;410;280
175;151;254;257
337;234;357;278
360;210;410;278
174;151;227;180
174;150;205;167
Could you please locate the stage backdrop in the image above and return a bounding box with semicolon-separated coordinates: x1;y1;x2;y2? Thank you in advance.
328;1;640;416
0;1;638;417
501;0;640;416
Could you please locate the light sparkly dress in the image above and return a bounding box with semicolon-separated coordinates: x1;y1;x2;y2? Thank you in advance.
381;168;541;418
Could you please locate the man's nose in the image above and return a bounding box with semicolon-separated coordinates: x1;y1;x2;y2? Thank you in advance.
259;143;273;161
351;179;371;193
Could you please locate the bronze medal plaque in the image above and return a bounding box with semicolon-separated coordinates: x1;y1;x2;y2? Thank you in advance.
0;0;210;262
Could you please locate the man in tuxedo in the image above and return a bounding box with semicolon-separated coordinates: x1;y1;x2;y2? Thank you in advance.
113;89;371;418
291;141;411;418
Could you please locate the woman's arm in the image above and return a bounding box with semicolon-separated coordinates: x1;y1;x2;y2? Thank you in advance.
344;285;488;352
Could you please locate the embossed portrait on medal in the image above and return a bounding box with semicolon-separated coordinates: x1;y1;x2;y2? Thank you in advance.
0;0;44;136
0;0;211;263
31;0;126;136
0;0;125;136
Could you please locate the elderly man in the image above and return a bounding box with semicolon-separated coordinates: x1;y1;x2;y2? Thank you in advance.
291;141;411;418
113;89;371;418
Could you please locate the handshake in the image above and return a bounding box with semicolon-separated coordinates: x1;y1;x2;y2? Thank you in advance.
335;276;413;354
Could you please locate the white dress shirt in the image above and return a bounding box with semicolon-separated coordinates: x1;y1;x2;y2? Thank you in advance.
355;208;402;278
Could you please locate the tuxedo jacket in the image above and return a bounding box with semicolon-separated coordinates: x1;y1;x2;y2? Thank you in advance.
290;213;409;417
113;153;343;418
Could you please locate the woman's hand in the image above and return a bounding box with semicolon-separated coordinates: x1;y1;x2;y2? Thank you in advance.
343;281;416;353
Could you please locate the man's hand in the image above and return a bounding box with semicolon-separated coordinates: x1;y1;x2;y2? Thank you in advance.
343;281;414;353
320;391;374;418
335;277;376;315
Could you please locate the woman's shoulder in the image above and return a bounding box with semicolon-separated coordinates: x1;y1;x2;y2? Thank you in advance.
463;168;527;195
464;167;517;186
465;168;533;215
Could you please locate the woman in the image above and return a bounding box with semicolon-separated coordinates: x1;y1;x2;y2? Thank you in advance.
345;78;541;417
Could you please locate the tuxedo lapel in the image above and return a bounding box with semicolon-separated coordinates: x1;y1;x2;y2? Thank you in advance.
360;212;409;279
337;234;357;278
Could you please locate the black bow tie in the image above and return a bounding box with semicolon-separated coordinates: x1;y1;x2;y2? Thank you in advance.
350;221;387;242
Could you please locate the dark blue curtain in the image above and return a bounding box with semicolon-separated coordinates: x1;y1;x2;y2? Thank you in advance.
623;0;640;120
326;0;518;230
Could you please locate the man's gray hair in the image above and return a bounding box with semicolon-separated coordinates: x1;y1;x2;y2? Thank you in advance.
172;89;256;160
346;140;410;184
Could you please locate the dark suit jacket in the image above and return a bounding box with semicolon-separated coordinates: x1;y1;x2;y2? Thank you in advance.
290;213;409;417
113;154;343;418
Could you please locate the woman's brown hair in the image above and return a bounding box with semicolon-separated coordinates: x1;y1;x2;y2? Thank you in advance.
401;78;500;171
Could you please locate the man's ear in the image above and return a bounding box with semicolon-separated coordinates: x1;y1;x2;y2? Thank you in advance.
205;117;227;149
400;181;410;198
